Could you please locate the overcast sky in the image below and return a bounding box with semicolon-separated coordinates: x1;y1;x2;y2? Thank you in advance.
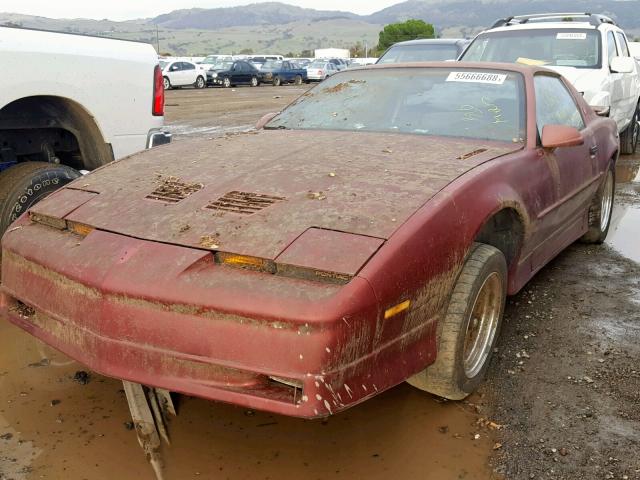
1;0;400;20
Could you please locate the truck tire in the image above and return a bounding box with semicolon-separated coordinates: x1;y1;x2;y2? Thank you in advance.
273;76;282;87
581;165;615;244
620;104;639;155
0;162;81;237
294;75;303;85
407;243;507;400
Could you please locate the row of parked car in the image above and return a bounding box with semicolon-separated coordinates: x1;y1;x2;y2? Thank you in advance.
159;56;355;90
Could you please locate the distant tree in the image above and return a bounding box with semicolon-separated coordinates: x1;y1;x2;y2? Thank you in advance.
300;49;313;58
285;51;297;58
376;19;435;52
238;48;254;55
349;42;366;58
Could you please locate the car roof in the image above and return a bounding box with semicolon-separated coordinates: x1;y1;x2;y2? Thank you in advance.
390;38;469;47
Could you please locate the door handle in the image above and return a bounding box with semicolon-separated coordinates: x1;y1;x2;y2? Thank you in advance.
590;145;598;156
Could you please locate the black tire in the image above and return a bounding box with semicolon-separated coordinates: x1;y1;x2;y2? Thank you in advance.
163;76;171;90
294;75;303;85
0;162;81;236
620;104;639;155
250;76;259;87
407;243;507;400
581;165;615;244
222;77;231;88
195;76;205;89
273;76;282;87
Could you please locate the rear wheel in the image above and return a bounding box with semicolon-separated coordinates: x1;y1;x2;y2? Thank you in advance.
250;76;259;87
581;166;615;244
273;76;282;87
0;162;81;237
294;75;303;85
163;77;171;90
407;243;507;400
195;76;205;89
620;104;640;155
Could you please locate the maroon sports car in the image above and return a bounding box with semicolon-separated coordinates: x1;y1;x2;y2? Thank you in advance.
0;63;618;418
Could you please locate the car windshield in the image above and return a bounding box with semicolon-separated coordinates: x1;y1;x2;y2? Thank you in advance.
462;28;601;68
214;61;234;70
378;44;460;63
263;61;283;70
266;68;525;143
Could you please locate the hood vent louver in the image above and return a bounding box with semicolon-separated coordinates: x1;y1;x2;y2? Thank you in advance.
206;191;286;215
146;176;204;204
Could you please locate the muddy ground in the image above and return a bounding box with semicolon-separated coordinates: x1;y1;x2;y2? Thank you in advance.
1;84;639;480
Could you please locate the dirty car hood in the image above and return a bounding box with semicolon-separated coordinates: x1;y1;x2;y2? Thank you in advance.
35;130;520;259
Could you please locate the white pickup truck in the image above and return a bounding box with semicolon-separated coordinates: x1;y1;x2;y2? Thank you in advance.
461;13;640;155
0;26;171;236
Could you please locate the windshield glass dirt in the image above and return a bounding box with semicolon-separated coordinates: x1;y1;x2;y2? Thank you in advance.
378;44;460;63
266;68;526;143
462;29;601;68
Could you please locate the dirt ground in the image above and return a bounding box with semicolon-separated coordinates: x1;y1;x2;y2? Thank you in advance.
1;84;639;480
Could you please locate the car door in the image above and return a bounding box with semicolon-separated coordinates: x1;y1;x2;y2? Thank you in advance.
606;30;626;130
614;31;636;126
236;62;249;84
168;62;182;85
182;62;197;85
531;73;599;269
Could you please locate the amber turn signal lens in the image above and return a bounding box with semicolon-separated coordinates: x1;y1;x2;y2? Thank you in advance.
384;300;411;319
217;253;276;273
67;221;94;237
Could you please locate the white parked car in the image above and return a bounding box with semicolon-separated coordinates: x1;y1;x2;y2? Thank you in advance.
461;12;640;154
160;60;206;90
306;61;339;81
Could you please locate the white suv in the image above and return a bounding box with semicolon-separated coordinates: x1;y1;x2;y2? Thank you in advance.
461;13;640;154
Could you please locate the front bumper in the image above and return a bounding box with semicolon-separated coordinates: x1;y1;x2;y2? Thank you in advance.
0;218;434;418
146;129;172;149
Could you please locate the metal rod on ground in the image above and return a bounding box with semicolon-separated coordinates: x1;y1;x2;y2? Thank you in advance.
123;381;165;480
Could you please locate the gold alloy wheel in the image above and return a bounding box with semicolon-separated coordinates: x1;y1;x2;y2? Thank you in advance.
463;272;502;378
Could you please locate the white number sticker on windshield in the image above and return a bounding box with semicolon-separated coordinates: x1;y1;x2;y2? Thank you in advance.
446;72;507;85
556;32;587;40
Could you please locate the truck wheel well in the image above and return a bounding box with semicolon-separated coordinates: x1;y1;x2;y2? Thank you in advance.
0;96;114;170
475;208;524;268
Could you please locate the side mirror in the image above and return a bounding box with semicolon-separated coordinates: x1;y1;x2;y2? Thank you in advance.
541;125;584;149
255;112;279;130
610;56;635;74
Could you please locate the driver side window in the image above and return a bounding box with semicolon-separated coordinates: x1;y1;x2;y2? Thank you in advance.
534;75;585;138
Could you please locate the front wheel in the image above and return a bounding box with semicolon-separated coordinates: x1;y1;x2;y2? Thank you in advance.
163;77;171;90
581;167;615;244
195;76;205;89
407;243;507;400
250;76;259;87
222;77;231;88
620;104;639;155
0;162;81;237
